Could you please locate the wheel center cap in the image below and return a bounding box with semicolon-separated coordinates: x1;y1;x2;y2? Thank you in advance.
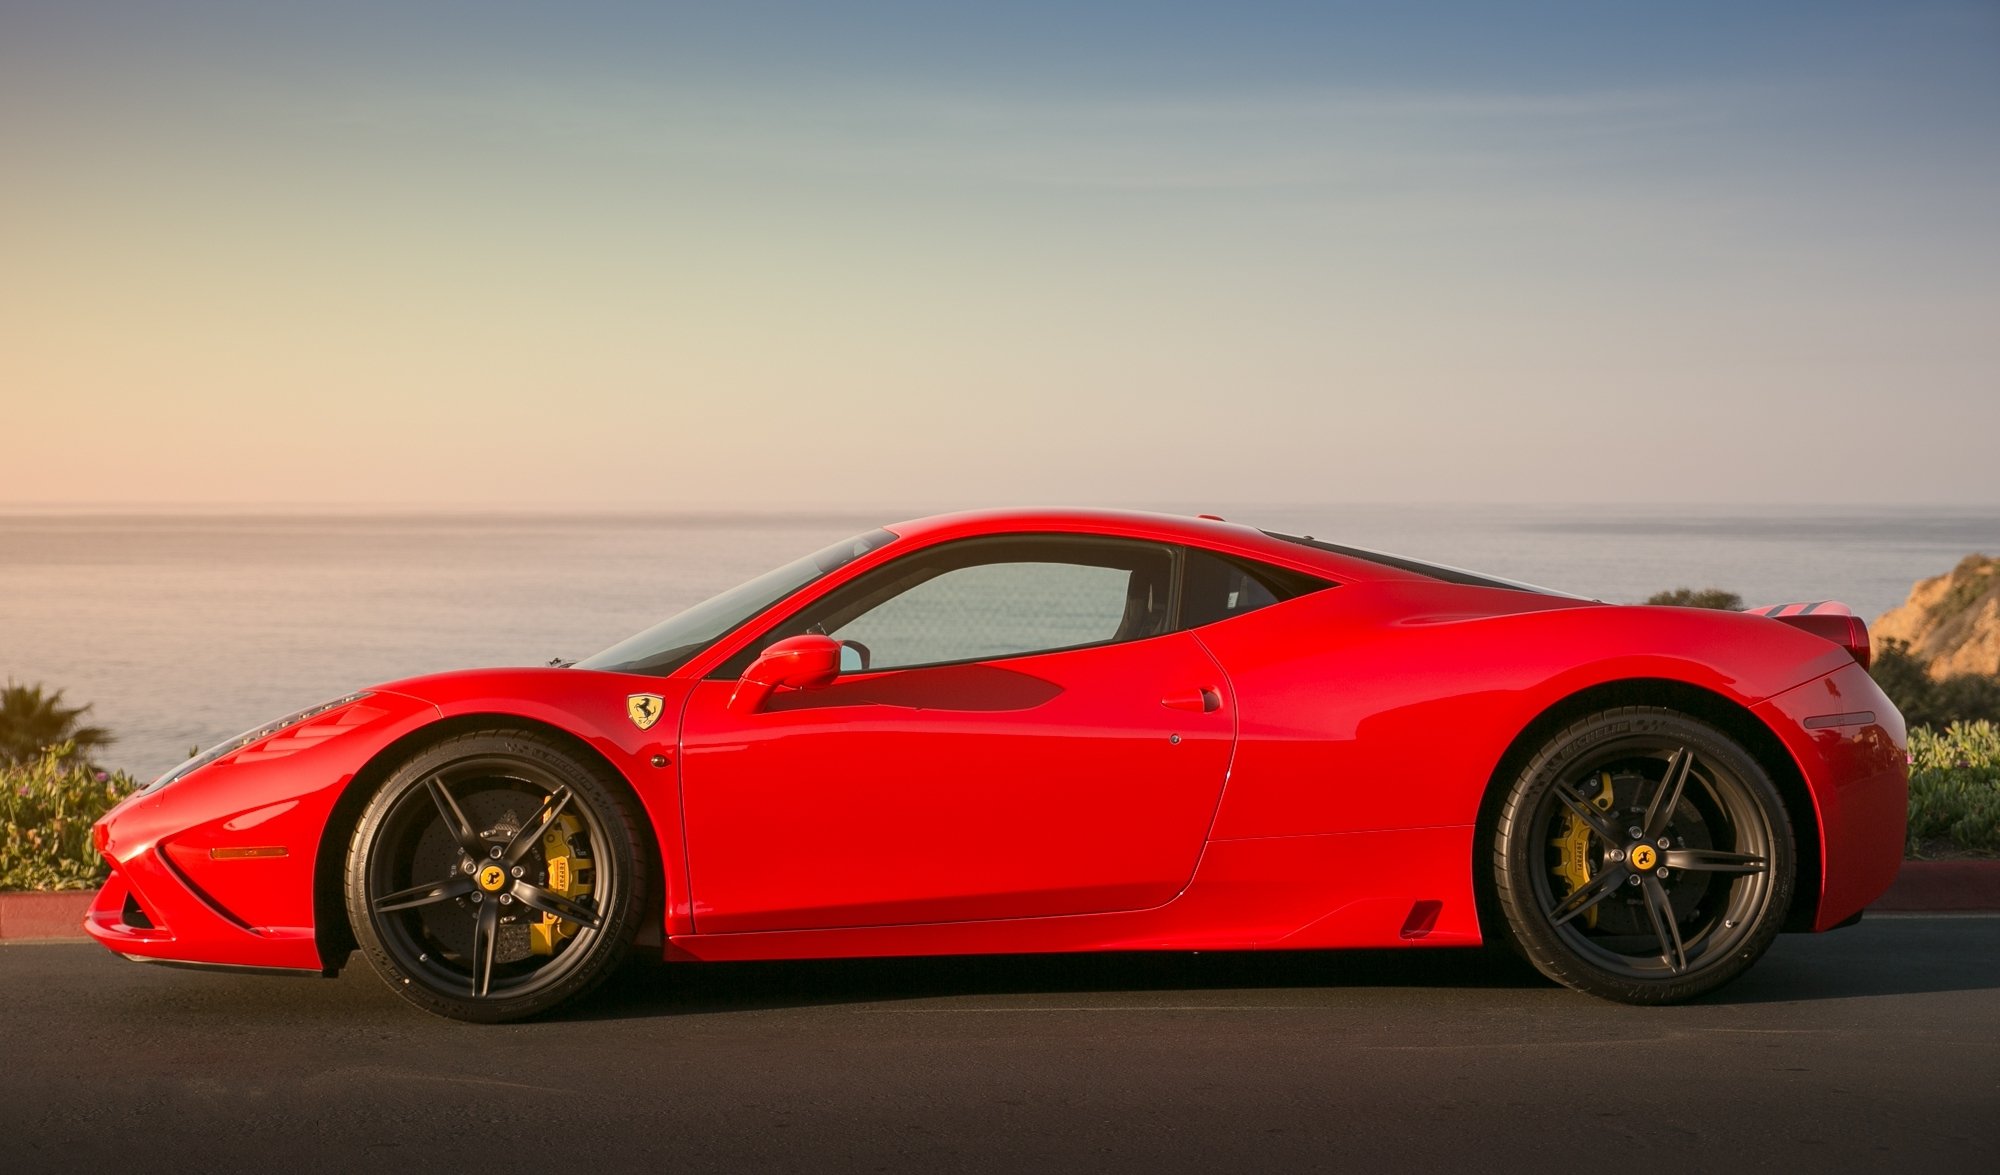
477;863;508;893
1628;844;1659;871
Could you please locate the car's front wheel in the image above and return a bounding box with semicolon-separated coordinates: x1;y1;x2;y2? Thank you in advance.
1492;707;1794;1004
344;729;647;1022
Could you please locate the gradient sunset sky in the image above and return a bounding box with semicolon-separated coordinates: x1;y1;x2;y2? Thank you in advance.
3;1;1996;509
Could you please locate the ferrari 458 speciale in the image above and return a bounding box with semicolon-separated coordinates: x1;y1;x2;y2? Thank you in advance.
87;509;1907;1020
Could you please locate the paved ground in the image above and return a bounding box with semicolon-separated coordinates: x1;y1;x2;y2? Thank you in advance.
7;917;1996;1173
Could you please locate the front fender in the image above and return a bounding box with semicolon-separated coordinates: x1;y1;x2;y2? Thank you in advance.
88;689;443;970
379;668;696;939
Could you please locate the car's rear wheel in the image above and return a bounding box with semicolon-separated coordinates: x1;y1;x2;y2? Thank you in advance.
344;729;647;1022
1492;706;1794;1004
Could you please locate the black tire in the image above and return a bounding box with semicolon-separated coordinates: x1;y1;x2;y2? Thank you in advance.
1492;707;1794;1004
344;728;647;1022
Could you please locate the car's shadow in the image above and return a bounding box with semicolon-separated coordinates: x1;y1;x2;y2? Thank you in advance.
569;919;2000;1021
572;947;1551;1020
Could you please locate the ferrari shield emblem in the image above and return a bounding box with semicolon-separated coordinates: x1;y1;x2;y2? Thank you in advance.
626;693;664;731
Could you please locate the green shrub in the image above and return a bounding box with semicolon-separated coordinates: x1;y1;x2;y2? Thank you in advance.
1645;587;1744;610
1906;721;2000;857
1;743;140;890
1872;639;2000;728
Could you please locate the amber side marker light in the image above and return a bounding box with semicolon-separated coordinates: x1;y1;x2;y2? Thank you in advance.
209;847;289;860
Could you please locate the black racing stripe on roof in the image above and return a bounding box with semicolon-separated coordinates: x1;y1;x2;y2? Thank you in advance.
1260;531;1583;598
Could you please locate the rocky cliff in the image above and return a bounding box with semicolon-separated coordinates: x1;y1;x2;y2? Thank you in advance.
1874;554;2000;679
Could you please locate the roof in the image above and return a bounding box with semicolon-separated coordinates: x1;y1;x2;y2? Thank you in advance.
878;507;1436;586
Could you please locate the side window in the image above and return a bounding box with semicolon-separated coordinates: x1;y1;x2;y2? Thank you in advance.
834;561;1134;670
716;536;1176;676
1177;548;1330;630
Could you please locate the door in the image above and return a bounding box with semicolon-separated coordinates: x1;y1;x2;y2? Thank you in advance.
678;536;1235;934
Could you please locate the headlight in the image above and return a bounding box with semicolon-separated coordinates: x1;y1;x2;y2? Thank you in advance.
144;692;374;793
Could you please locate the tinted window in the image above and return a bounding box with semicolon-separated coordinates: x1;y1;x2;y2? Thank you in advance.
1178;548;1326;628
836;561;1137;669
718;536;1175;676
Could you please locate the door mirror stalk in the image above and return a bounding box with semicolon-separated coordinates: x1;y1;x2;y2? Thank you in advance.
729;634;843;713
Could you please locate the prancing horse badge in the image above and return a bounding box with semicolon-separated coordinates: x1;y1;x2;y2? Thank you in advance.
626;693;664;731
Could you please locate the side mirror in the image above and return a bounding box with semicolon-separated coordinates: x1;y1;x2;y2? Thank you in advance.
728;634;842;714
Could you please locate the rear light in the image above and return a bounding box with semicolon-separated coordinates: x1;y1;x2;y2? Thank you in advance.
1770;612;1872;670
1844;615;1872;670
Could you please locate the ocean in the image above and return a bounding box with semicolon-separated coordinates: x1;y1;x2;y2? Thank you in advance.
4;504;1994;781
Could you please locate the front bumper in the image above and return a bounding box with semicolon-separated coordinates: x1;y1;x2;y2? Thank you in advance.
86;690;442;970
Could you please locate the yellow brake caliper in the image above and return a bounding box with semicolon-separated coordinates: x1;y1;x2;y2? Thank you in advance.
1554;772;1616;929
529;812;594;956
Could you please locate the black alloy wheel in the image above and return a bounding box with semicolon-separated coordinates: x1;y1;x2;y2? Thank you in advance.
1492;707;1795;1004
345;729;647;1022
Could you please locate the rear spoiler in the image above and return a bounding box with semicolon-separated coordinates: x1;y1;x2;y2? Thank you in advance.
1747;601;1872;670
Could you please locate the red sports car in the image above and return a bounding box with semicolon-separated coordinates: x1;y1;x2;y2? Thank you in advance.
87;509;1907;1021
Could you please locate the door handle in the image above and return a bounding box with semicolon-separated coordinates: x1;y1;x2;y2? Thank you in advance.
1162;687;1222;714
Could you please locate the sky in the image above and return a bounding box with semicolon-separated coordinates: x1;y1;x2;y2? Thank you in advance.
2;1;1996;510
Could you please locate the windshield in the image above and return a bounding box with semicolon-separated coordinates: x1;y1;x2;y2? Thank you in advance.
575;529;898;676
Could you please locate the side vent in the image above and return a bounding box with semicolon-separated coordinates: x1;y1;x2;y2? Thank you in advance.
1399;900;1443;940
121;893;155;931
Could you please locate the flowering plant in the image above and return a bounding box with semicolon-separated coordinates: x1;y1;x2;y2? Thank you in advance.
1;743;139;890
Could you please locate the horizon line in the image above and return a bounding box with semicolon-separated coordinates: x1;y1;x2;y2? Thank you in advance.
4;499;1999;517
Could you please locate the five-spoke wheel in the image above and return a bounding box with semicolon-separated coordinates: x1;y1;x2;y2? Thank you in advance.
1493;707;1794;1004
345;729;647;1022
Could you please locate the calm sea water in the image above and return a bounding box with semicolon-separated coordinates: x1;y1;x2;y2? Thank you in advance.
4;504;1995;780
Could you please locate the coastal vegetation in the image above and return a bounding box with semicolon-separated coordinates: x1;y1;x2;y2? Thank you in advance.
1866;639;2000;731
1907;722;2000;857
1872;557;2000;855
1;743;138;890
1645;587;1745;611
1;680;113;767
2;683;140;889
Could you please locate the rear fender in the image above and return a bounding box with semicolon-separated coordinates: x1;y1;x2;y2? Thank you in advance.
1751;662;1907;928
1201;586;1851;842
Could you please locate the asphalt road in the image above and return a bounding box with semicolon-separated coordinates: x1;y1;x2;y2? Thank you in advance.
6;917;1996;1173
